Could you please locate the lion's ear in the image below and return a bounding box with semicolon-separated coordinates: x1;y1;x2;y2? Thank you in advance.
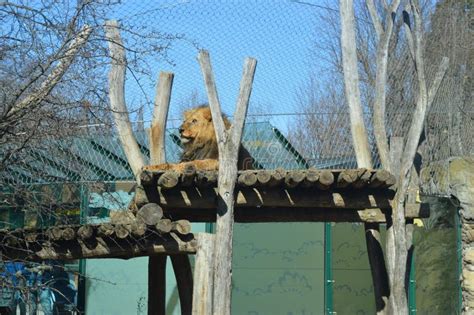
203;108;212;121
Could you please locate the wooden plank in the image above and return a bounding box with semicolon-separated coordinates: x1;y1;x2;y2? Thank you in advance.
162;205;428;223
192;233;215;315
171;255;193;315
156;187;393;210
148;255;167;315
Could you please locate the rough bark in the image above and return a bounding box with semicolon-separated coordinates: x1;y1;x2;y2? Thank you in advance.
150;72;174;165
104;20;145;182
198;50;257;315
340;1;389;312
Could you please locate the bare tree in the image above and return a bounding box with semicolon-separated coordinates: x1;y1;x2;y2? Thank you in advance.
340;1;449;314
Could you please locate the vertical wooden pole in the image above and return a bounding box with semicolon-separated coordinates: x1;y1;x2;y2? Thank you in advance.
148;256;167;315
198;50;257;315
339;2;390;312
150;72;174;165
192;233;215;315
171;255;193;315
104;20;145;183
148;71;174;315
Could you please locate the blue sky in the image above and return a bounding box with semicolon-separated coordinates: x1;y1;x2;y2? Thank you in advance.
109;0;332;125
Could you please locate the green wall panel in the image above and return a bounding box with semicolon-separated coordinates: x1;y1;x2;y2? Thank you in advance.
332;223;378;315
232;222;325;314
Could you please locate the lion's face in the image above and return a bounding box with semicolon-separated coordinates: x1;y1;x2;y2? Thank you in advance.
179;106;219;161
179;106;214;145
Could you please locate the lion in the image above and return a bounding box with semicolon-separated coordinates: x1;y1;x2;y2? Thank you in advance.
144;105;254;172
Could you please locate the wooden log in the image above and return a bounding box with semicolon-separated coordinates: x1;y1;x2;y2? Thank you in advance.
195;171;217;187
115;224;131;239
4;232;198;261
171;255;193;315
148;255;167;315
192;233;215;315
137;203;164;226
158;171;179;189
62;227;76;241
131;221;147;237
155;219;172;234
369;169;396;188
98;223;114;237
337;169;359;188
172;220;192;235
238;171;257;187
133;185;149;210
316;170;335;190
352;168;372;189
285;170;306;188
48;227;63;241
256;170;272;186
269;168;286;187
302;167;319;187
77;225;94;240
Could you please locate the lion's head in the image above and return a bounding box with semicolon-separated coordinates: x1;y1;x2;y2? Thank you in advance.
179;105;230;162
179;105;255;169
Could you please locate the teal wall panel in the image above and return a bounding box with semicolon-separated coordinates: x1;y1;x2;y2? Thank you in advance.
232;222;325;314
332;223;378;315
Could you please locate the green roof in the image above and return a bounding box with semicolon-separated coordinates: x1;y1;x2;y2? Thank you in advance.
6;122;307;184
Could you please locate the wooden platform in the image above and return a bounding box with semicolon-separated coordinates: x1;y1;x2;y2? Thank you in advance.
137;168;429;223
0;219;196;261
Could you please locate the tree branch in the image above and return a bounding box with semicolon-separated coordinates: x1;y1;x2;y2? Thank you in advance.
339;0;373;168
7;25;92;118
197;50;226;147
150;72;174;165
104;20;145;182
230;58;257;148
366;0;383;39
371;0;401;172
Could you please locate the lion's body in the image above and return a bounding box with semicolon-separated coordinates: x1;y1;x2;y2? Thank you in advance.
144;105;253;172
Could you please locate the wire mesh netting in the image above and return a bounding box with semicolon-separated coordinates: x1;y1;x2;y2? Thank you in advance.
1;0;472;185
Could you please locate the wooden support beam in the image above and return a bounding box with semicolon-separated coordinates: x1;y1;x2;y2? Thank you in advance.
148;256;167;315
155;187;392;211
198;50;257;315
1;224;196;261
171;255;193;315
163;204;428;223
192;233;215;315
147;69;175;315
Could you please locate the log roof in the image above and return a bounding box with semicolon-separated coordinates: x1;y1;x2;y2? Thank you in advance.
137;168;429;223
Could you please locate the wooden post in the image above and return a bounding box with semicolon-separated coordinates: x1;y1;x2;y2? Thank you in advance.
148;70;177;315
104;20;145;183
151;72;174;165
192;233;215;315
148;256;167;315
198;50;257;315
171;255;193;315
339;2;390;312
